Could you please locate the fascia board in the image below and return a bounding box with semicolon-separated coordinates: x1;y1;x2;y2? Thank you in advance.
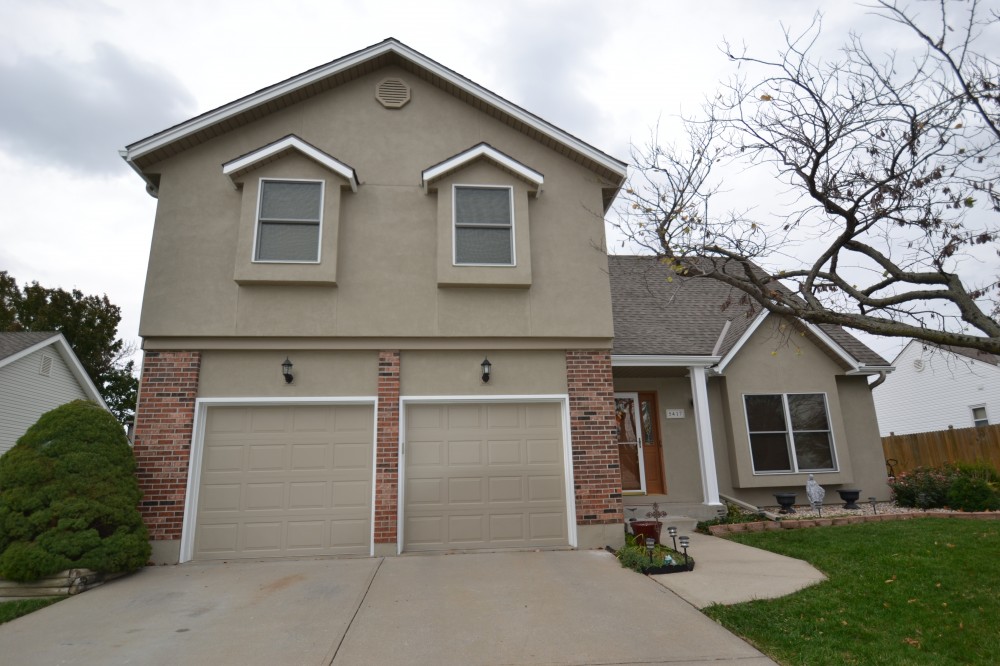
801;321;863;371
222;136;359;192
715;311;770;373
422;143;544;193
610;354;720;367
846;366;896;375
123;40;626;181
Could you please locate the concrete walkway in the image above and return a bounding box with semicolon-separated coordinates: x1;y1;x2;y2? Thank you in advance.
0;550;777;666
651;532;826;609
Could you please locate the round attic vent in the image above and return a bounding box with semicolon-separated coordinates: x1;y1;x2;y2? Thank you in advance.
913;359;925;372
376;77;411;108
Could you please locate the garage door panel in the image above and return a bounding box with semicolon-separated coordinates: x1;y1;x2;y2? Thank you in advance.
194;405;373;561
527;439;560;464
528;476;563;502
489;514;525;541
487;439;521;465
244;483;284;510
404;402;567;552
447;440;481;465
248;445;285;471
447;477;484;503
250;409;287;432
488;476;523;502
290;444;327;470
486;404;519;428
408;440;443;466
331;480;370;507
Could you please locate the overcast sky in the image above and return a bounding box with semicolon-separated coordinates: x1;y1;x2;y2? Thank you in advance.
1;0;993;366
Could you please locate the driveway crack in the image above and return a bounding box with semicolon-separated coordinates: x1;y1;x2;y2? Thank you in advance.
324;557;384;665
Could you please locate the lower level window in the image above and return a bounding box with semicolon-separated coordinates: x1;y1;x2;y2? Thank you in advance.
744;393;836;473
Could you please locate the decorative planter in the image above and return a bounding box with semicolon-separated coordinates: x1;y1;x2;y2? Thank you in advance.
645;561;695;575
774;493;797;514
836;489;862;510
630;521;662;543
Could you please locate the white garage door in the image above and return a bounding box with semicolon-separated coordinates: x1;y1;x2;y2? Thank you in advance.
193;404;373;560
404;402;568;552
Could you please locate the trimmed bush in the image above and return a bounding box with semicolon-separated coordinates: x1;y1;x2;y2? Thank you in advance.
947;476;1000;512
890;462;1000;511
0;401;150;582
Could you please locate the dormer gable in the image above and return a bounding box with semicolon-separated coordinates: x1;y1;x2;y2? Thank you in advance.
223;135;359;192
422;143;543;197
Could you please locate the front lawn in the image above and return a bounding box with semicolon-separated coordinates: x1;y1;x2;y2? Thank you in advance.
0;597;63;624
705;518;1000;665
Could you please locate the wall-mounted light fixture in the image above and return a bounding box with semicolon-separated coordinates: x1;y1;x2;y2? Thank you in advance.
281;357;294;384
481;356;492;383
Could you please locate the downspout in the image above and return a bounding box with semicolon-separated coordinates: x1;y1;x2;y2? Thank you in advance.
868;371;888;390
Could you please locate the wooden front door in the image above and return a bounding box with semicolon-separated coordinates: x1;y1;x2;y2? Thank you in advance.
638;392;665;494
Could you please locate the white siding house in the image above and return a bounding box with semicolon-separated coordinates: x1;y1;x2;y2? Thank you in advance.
873;340;1000;436
0;332;107;453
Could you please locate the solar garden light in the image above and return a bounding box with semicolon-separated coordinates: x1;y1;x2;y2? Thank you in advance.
645;537;655;561
667;525;678;551
869;497;878;514
678;535;691;571
812;499;822;518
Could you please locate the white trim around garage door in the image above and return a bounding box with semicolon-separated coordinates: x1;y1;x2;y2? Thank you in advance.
395;394;576;555
180;396;378;564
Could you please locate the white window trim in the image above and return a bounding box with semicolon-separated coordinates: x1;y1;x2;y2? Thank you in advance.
743;392;839;475
971;404;989;428
451;184;516;267
252;177;325;264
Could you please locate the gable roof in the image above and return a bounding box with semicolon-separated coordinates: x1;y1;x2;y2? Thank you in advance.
0;332;108;410
608;255;889;370
421;143;544;195
222;134;359;191
892;339;1000;367
122;38;626;209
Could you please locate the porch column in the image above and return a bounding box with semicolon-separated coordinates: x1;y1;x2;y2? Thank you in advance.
689;367;721;506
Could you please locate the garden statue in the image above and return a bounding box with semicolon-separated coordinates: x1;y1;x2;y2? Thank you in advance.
806;473;825;506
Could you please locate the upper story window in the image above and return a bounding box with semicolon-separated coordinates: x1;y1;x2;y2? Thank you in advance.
744;393;837;474
971;405;989;428
254;179;324;263
453;185;514;266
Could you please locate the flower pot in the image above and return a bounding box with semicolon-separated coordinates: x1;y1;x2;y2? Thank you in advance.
630;521;662;543
836;489;862;510
774;492;797;514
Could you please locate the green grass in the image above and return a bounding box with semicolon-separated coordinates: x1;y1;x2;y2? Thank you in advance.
0;597;64;624
704;518;1000;665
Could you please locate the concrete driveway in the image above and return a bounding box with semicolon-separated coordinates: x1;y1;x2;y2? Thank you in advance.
0;550;774;665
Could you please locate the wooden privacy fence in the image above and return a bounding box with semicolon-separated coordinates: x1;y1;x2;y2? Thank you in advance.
882;424;1000;475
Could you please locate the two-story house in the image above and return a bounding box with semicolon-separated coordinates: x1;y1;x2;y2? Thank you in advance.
123;39;893;565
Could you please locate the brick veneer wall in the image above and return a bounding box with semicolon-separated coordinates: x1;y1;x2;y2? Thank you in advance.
374;350;400;543
133;350;201;540
566;350;623;524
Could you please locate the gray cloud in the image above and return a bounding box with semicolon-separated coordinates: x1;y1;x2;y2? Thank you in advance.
0;42;196;174
483;1;616;149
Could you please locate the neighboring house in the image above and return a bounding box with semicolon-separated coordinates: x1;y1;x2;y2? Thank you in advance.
873;340;1000;436
0;332;107;454
121;39;893;565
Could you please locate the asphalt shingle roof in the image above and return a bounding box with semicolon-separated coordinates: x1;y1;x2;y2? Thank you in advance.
0;332;60;362
608;255;888;366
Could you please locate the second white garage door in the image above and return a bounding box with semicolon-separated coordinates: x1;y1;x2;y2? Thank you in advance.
403;402;568;551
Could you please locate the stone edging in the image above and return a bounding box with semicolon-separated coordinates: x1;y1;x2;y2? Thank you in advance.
707;511;1000;535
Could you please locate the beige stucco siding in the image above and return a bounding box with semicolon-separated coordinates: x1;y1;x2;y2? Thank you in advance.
399;350;567;396
720;317;858;490
139;65;613;342
198;350;378;398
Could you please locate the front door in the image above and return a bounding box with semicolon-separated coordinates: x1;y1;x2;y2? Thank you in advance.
614;393;645;493
638;392;665;494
